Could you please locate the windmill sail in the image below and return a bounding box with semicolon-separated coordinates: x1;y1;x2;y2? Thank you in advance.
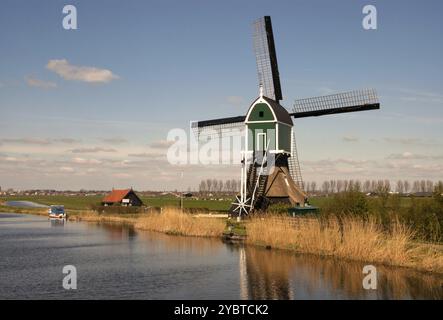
288;128;304;190
291;88;379;118
253;16;283;102
191;116;245;139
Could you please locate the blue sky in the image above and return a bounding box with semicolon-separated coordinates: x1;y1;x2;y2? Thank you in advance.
0;0;442;190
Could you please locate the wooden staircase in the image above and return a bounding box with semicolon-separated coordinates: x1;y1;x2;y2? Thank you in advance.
246;153;270;212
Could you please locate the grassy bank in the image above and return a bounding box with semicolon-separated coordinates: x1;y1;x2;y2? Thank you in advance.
246;215;443;273
135;208;226;237
0;205;48;215
0;204;226;237
61;208;225;237
0;195;232;211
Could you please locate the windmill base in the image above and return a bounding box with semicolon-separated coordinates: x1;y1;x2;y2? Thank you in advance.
229;154;307;217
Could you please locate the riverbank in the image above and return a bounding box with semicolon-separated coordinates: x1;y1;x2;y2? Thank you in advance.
246;215;443;274
1;205;442;274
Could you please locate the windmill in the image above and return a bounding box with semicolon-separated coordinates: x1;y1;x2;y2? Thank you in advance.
192;16;380;216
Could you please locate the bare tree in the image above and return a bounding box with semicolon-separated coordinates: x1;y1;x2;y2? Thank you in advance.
384;180;391;192
371;180;377;192
305;181;311;193
404;180;410;193
363;180;371;193
322;181;331;194
233;179;239;192
420;180;426;192
375;180;387;193
343;180;349;192
206;179;213;193
329;180;337;193
336;180;344;193
225;180;231;193
396;180;404;194
199;180;207;194
310;181;317;193
426;180;434;193
412;180;420;193
354;180;362;191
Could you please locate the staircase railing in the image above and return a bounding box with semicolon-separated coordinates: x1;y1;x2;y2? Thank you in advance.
250;140;270;211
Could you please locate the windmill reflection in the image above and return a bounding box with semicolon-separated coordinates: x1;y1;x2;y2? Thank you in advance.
238;245;295;299
236;244;443;300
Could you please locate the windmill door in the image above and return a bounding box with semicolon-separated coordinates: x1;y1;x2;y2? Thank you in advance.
256;132;267;152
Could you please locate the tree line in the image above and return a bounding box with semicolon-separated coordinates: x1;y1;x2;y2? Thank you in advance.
304;179;442;194
198;179;241;194
197;178;443;195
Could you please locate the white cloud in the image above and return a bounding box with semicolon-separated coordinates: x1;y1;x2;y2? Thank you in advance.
128;152;164;159
59;166;75;173
317;87;337;95
226;96;244;106
112;173;132;179
149;139;174;149
386;152;443;160
397;88;443;104
342;135;359;142
46;59;118;83
383;137;422;145
386;152;416;159
1;138;51;145
69;147;117;153
101;138;127;144
0;137;80;145
72;157;102;165
53;138;81;144
25;75;57;89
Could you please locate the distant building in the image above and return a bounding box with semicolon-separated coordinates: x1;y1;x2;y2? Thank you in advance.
101;188;143;206
410;192;433;198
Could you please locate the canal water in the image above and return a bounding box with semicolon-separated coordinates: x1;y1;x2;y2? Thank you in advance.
0;212;442;299
5;201;49;208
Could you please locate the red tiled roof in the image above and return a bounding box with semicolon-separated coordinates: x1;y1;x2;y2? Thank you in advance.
102;189;131;203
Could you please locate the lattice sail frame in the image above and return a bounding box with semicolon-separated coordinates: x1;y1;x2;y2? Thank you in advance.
288;127;304;191
292;88;379;118
191;119;245;140
253;16;282;102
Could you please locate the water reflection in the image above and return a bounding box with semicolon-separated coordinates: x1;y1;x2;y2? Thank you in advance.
90;222;137;241
57;220;443;300
49;218;65;227
230;244;443;300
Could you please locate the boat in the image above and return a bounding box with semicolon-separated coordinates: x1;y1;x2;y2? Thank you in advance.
48;205;66;219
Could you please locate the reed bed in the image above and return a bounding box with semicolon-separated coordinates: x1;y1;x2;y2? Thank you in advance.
245;215;443;273
135;208;226;237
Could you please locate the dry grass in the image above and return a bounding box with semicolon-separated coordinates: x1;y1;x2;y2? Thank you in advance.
4;206;225;237
135;208;226;237
71;208;226;237
246;215;443;273
70;210;136;224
